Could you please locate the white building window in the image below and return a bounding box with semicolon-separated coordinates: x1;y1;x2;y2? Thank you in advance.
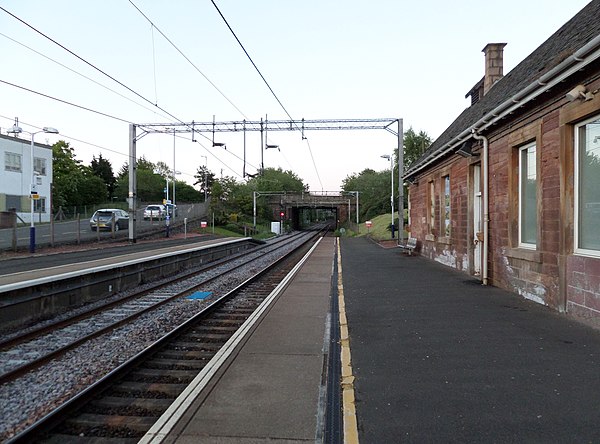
519;142;537;248
575;115;600;256
33;197;46;213
5;152;22;172
34;157;47;176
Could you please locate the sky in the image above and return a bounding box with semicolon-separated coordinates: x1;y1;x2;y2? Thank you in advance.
0;0;593;193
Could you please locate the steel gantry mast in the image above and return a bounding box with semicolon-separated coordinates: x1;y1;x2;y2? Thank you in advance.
128;117;403;244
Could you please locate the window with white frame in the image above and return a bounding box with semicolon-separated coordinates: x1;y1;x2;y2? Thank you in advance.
519;142;537;247
4;152;22;172
33;197;46;213
575;115;600;255
34;157;46;176
443;175;451;237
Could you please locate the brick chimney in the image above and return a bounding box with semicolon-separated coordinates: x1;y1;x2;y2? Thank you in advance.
482;43;506;95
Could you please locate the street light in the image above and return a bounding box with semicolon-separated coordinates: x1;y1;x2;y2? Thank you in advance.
381;154;395;238
6;123;59;253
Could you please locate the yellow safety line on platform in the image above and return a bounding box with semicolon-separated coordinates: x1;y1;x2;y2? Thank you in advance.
337;239;359;444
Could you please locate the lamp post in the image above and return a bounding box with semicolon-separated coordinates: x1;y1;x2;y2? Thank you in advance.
6;123;58;253
381;154;395;238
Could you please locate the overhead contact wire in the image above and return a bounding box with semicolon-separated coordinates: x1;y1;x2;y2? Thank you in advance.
128;0;248;119
209;0;323;189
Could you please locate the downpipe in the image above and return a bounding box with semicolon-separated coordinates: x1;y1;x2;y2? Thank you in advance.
471;130;489;285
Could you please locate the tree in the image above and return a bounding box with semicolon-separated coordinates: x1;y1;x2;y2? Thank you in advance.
194;165;216;201
342;168;390;221
78;169;109;204
91;153;116;198
402;127;432;169
250;167;308;193
52;140;85;209
173;181;203;202
114;157;165;202
154;161;172;178
209;176;239;224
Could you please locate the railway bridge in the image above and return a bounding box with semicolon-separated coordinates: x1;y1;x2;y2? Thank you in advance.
257;191;359;231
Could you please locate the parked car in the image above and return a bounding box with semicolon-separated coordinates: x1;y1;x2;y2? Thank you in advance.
143;204;166;220
90;209;129;231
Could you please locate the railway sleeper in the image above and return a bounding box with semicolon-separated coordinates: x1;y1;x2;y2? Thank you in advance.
128;368;198;384
217;306;256;314
110;381;188;398
211;312;250;320
86;396;173;416
144;357;208;370
176;333;229;342
154;349;216;360
201;319;245;327
192;325;239;334
43;432;140;443
169;342;226;352
63;413;157;435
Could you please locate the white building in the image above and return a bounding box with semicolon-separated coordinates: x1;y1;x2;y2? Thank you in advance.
0;133;53;223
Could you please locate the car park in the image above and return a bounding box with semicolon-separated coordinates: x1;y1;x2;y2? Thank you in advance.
143;204;166;220
90;209;129;231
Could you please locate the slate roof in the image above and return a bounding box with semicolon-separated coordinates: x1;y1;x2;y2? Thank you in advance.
406;0;600;176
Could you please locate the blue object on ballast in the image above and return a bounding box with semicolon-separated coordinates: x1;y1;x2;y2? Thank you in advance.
187;291;212;300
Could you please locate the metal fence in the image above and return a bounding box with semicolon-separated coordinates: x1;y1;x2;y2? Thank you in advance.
0;202;210;252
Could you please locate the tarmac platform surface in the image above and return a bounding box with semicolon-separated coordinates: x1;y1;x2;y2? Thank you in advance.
341;237;600;443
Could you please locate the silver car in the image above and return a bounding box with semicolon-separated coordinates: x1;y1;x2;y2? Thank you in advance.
144;204;166;220
90;209;129;231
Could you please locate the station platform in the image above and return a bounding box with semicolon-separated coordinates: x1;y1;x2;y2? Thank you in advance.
0;236;247;291
144;235;600;444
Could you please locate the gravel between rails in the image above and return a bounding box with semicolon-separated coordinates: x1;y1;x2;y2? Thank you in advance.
0;233;310;441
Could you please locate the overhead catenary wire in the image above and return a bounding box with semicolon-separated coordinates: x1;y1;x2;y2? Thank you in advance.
0;79;134;125
128;0;248;120
0;31;173;122
209;0;324;189
0;6;195;134
0;6;249;179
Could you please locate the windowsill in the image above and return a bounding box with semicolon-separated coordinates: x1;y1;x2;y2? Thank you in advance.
437;236;452;245
505;247;542;263
574;248;600;259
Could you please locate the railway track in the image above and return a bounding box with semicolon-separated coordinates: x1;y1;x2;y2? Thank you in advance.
4;227;329;443
0;231;307;384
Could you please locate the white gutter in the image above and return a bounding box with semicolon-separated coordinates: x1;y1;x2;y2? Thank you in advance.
471;131;489;285
404;33;600;179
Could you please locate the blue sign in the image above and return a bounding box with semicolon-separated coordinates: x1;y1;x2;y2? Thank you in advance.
187;291;212;300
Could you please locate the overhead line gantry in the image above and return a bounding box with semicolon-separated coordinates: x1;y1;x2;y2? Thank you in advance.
127;117;403;244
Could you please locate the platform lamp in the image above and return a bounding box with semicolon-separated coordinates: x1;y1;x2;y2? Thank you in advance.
381;153;395;238
6;123;59;253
